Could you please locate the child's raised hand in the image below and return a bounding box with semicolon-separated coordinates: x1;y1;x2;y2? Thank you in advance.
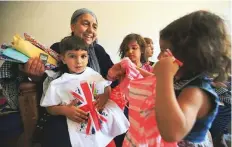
64;101;89;123
154;57;179;78
154;49;182;78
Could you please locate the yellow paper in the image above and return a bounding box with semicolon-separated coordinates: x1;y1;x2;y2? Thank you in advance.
12;34;57;66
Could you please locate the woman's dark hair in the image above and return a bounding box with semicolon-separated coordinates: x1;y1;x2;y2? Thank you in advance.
119;33;147;63
58;36;89;74
160;10;231;82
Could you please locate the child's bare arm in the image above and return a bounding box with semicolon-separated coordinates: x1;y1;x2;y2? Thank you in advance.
47;104;88;123
154;57;212;142
156;77;210;141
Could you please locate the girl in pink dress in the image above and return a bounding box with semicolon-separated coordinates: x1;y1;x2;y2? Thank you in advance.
111;33;153;110
109;34;154;146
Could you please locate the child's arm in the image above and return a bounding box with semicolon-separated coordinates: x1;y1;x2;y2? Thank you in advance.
95;86;111;110
107;62;154;81
135;66;154;77
154;57;212;142
107;63;125;81
47;102;88;123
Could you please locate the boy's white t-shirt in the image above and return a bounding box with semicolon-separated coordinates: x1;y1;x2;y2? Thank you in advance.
40;67;129;147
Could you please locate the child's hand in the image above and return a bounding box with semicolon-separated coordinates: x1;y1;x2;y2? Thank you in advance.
154;49;182;78
154;56;180;78
95;93;109;111
107;63;125;81
64;102;89;123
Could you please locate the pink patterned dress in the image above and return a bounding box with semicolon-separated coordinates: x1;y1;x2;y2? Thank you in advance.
110;62;153;110
110;58;177;147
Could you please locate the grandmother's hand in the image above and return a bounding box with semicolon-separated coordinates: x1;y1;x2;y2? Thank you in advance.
24;57;45;77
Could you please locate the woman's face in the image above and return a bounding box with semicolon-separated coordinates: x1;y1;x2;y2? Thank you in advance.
71;13;98;45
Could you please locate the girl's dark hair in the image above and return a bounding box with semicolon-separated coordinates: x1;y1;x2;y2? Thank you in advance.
160;10;231;82
119;33;147;63
58;36;89;74
144;37;153;44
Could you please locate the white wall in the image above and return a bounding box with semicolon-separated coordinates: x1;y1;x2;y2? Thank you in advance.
0;1;231;63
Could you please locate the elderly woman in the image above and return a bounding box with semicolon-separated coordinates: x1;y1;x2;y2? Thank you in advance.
24;8;115;84
22;8;119;147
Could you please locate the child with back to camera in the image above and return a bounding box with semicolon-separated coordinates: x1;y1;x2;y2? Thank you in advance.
154;10;231;147
107;10;231;147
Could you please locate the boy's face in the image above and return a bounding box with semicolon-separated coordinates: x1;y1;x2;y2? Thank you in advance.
61;49;88;74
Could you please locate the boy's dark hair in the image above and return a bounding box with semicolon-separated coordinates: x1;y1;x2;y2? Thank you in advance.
160;10;231;82
59;36;89;54
119;33;147;63
58;36;89;74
